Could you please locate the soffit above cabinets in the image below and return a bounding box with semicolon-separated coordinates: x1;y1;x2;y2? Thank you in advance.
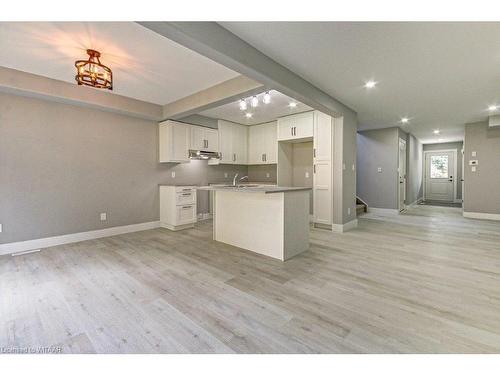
199;90;312;125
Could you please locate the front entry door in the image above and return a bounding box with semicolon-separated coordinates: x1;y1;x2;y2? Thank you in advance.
425;151;455;201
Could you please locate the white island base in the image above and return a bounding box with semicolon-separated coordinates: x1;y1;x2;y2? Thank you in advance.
212;189;310;261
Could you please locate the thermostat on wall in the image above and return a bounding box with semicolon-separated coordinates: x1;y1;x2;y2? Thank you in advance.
469;160;478;166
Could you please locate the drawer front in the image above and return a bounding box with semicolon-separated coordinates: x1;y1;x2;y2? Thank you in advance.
176;191;196;205
175;186;195;193
176;205;196;224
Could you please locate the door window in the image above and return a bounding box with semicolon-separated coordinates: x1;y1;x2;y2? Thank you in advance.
430;155;449;178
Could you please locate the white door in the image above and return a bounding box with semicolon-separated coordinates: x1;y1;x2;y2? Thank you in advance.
205;128;219;152
398;139;407;211
425;151;455;201
190;126;206;150
218;121;233;163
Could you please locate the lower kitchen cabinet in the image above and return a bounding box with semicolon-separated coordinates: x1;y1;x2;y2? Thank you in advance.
160;185;197;231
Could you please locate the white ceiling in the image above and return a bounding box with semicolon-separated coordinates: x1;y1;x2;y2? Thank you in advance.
220;22;500;143
199;90;312;125
0;22;239;105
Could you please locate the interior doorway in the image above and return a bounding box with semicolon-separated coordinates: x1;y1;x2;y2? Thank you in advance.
398;139;407;212
424;150;457;202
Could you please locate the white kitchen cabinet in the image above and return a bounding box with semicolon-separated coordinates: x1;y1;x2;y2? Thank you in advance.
158;120;190;163
190;126;219;152
218;120;248;164
313;111;333;227
160;185;197;231
248;121;277;164
277;111;314;141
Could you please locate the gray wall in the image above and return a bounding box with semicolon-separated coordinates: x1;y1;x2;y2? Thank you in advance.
423;141;463;200
0;93;246;244
357;128;399;209
407;134;424;204
463;121;500;214
342;114;358;223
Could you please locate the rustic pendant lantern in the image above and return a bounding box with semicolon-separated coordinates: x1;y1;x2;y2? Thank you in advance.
75;49;113;90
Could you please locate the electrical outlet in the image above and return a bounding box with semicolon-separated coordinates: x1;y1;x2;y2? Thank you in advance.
266;173;270;178
471;166;477;172
472;151;477;157
224;172;228;178
305;171;310;178
171;171;176;178
347;207;351;215
100;213;107;221
378;167;382;173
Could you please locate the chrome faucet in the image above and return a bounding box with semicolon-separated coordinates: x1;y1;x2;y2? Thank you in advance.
232;174;249;186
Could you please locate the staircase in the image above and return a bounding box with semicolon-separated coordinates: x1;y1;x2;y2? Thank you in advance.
356;196;368;216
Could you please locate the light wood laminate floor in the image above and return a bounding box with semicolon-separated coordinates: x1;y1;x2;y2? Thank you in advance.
2;205;500;353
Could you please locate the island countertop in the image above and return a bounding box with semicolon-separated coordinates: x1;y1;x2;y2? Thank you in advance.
196;185;311;194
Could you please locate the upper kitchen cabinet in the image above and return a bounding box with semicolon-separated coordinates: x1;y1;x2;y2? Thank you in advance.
277;111;314;141
248;121;277;164
218;120;248;164
190;126;219;152
159;120;190;163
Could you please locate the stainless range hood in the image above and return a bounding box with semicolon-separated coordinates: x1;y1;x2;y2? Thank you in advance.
189;149;221;160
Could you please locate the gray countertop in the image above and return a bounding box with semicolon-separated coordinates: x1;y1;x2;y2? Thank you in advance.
196;185;311;194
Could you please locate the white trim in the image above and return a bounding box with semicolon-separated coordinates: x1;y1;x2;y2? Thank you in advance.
367;207;400;215
332;219;358;233
408;198;424;207
423;149;458;202
463;212;500;221
0;221;160;256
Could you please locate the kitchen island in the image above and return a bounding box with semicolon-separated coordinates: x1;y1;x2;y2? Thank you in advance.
197;185;311;261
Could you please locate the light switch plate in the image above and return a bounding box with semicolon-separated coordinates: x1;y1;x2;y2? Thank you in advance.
266;173;270;178
305;172;310;178
469;160;478;166
100;213;107;221
471;166;477;172
224;172;228;178
377;167;382;173
352;164;355;171
171;171;176;178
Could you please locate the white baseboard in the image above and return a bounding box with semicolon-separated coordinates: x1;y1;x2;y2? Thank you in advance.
0;221;160;256
367;207;399;215
408;198;423;207
463;212;500;221
332;219;358;233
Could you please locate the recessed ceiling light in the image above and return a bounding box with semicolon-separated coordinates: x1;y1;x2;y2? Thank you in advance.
245;113;252;118
433;130;440;135
488;105;498;111
364;80;377;89
251;96;259;108
401;117;409;124
239;99;247;111
263;91;271;104
288;102;297;108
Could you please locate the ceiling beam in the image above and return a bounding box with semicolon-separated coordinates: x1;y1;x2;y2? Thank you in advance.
162;75;264;120
0;67;163;121
138;22;356;119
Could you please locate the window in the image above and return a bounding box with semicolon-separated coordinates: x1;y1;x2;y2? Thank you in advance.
430;155;449;178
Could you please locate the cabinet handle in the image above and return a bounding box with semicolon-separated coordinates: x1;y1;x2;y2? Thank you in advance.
182;188;192;191
313;148;316;158
233;153;236;162
182;206;192;209
313;165;316;173
261;154;264;162
182;193;191;196
291;127;293;136
264;153;267;162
